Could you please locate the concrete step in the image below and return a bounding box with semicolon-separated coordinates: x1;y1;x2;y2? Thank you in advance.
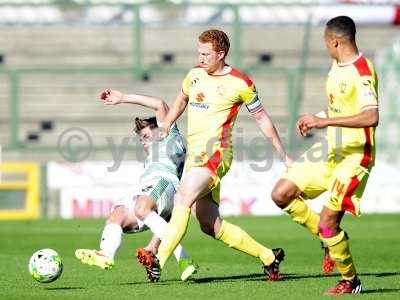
1;26;395;53
0;26;395;67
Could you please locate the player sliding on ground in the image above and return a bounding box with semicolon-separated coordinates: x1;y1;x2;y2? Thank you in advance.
271;16;379;295
139;29;292;282
75;89;198;282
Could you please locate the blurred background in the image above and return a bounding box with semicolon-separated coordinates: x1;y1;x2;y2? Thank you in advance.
0;0;399;220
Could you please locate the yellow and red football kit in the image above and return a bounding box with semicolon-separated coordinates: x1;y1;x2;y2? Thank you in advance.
156;66;277;270
181;66;263;203
284;54;378;216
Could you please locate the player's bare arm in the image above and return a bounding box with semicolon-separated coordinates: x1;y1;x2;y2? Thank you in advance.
99;88;169;122
299;108;378;130
252;109;293;166
161;91;189;137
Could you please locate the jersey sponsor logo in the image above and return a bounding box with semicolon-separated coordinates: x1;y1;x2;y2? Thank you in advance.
363;90;376;102
362;79;372;87
328;94;341;112
142;185;153;192
190;102;209;109
361;80;376;103
329;94;334;104
329;106;341;113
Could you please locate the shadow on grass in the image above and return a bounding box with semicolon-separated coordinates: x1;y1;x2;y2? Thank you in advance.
193;273;264;284
362;288;400;294
119;279;181;286
118;271;400;286
192;271;400;284
119;274;264;286
366;272;400;278
44;287;86;290
283;271;400;281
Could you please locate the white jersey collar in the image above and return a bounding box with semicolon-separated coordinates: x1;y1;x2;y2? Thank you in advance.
337;52;363;67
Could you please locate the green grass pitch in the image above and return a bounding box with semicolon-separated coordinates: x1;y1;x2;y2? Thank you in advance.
1;214;399;300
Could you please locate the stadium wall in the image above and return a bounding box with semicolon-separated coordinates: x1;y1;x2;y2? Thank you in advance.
46;160;400;218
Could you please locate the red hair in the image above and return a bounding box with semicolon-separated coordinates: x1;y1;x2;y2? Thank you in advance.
199;29;230;57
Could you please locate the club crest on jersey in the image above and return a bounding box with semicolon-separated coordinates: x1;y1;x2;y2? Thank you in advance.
339;81;347;94
216;85;225;96
196;92;205;102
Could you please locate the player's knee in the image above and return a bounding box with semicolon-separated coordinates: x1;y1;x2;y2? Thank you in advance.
318;221;339;238
271;185;294;209
134;196;155;221
199;221;216;237
319;210;341;238
107;206;127;226
174;189;191;206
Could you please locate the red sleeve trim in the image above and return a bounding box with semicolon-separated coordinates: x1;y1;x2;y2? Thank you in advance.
229;68;253;87
353;56;372;76
394;6;400;25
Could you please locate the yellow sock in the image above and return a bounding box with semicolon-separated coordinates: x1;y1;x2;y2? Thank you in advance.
322;231;356;281
283;198;320;236
156;205;190;268
215;220;275;266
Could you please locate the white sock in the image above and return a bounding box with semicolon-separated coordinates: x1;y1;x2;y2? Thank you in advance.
99;223;123;259
143;211;190;261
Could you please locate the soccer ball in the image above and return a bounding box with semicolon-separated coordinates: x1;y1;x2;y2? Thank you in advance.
28;249;63;283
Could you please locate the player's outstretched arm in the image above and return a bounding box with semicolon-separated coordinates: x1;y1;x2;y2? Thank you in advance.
252;109;293;166
300;108;378;130
99;89;169;123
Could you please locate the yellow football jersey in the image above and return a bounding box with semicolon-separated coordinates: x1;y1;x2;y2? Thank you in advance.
181;66;263;172
326;54;378;167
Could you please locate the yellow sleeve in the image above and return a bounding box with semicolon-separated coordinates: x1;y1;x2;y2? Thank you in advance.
181;70;192;96
356;73;378;111
241;84;264;114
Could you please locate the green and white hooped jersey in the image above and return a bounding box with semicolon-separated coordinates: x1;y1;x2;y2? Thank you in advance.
139;123;186;191
114;123;186;232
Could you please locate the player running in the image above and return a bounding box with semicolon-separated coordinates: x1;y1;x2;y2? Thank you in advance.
139;29;292;282
75;89;197;282
271;16;379;295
